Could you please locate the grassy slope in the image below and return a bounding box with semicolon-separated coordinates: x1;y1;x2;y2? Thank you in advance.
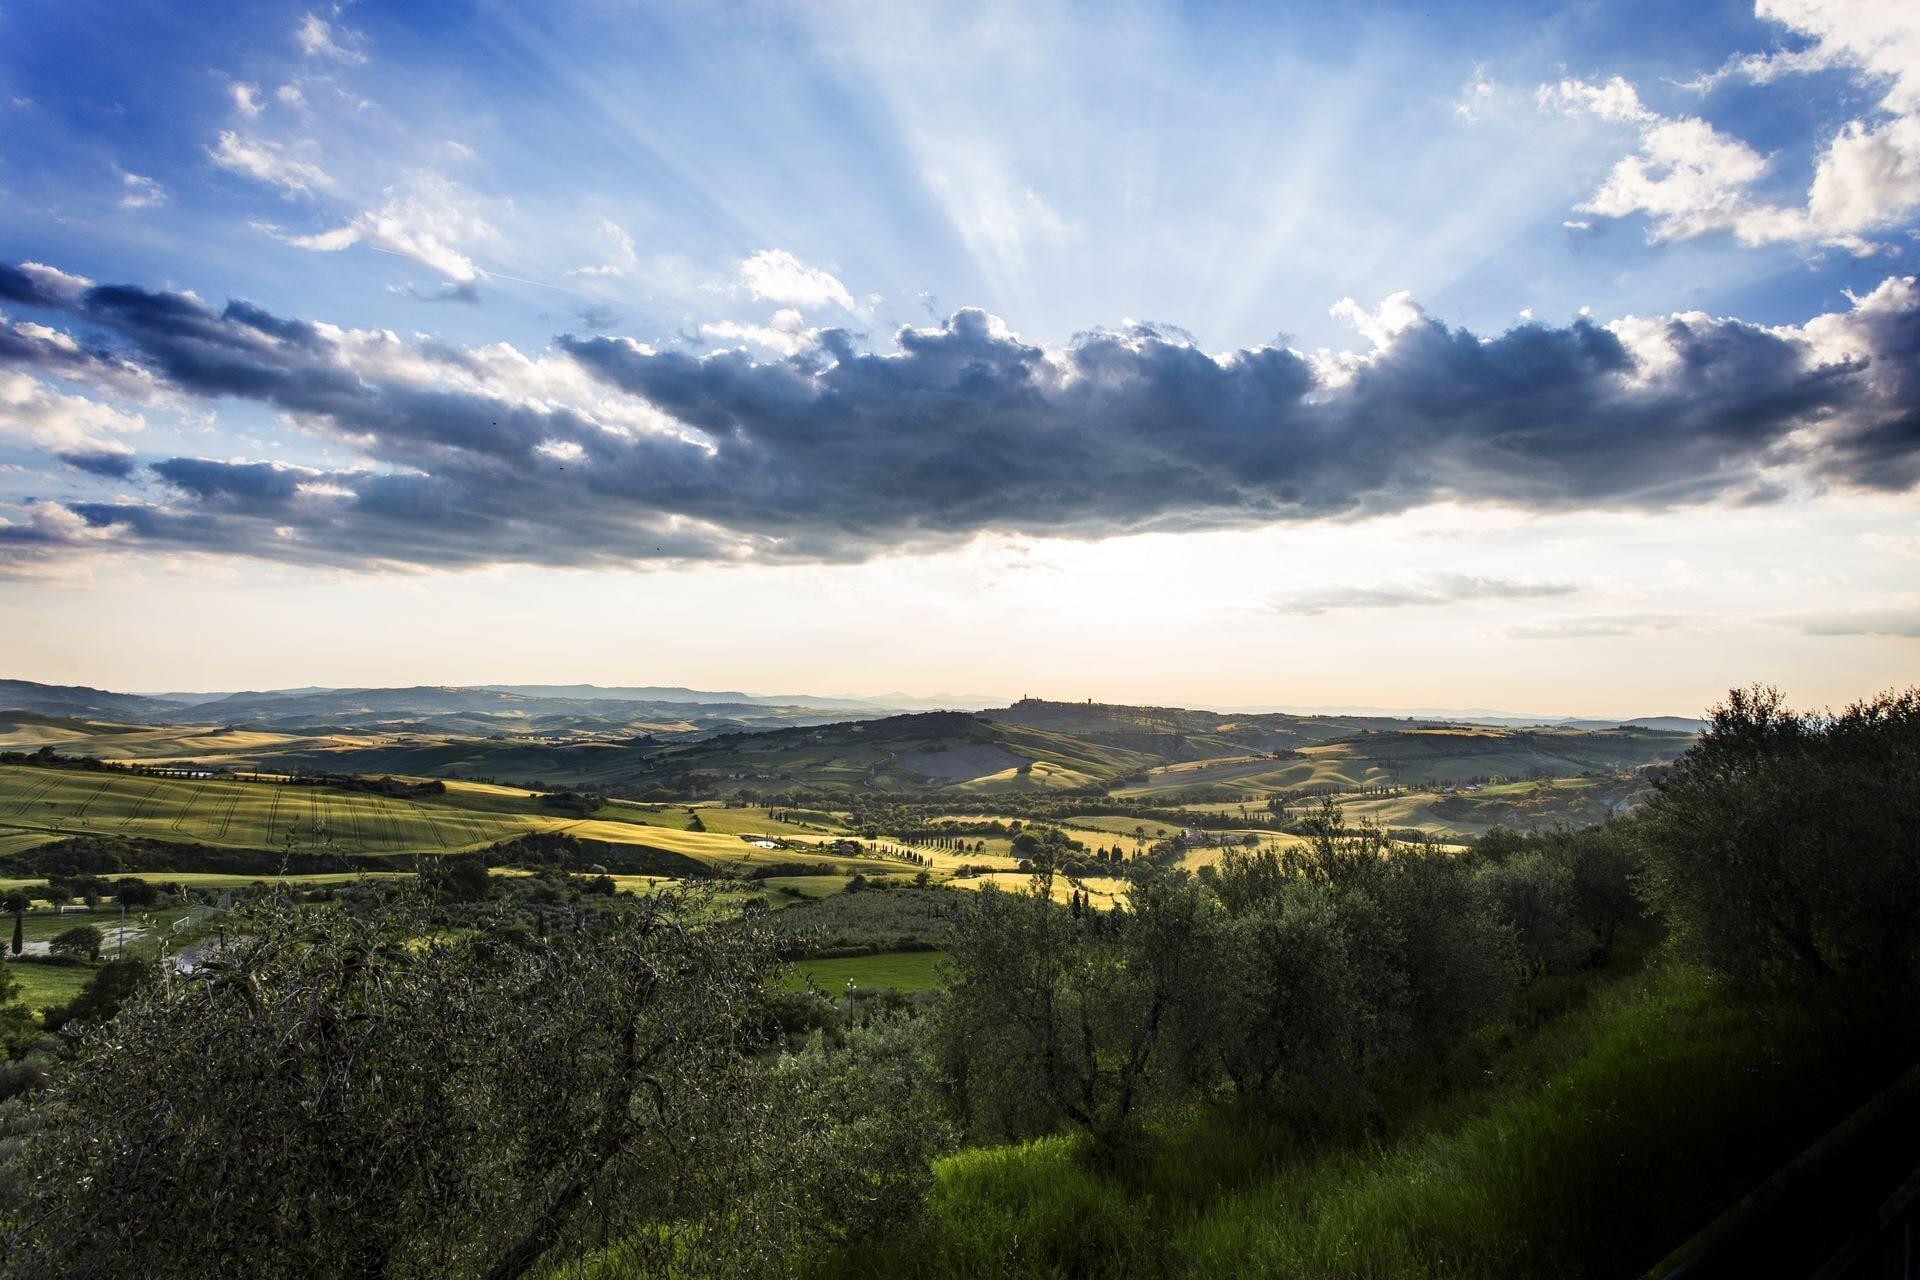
801;960;1914;1280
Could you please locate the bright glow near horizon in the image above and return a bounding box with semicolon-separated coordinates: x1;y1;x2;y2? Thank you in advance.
1;0;1916;714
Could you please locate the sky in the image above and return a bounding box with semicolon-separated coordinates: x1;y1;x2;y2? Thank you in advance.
0;0;1916;715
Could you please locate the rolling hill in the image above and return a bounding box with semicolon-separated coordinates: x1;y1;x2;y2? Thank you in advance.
2;684;1699;801
0;680;186;723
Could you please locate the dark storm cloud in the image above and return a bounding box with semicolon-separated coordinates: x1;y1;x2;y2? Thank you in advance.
393;280;483;305
56;450;139;479
0;263;61;307
573;304;622;330
149;458;311;511
1;262;1918;572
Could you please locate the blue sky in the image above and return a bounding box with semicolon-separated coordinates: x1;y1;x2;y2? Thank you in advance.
1;0;1916;710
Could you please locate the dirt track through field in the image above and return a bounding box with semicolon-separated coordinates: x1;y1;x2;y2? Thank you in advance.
6;776;60;815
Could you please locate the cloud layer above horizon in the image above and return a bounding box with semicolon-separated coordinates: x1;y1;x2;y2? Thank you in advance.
1;254;1916;573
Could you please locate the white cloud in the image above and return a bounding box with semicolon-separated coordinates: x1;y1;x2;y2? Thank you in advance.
208;130;335;196
737;249;854;310
296;12;365;63
1732;0;1919;113
119;172;167;210
0;372;145;453
230;81;263;119
284;177;494;283
1455;66;1497;121
1329;289;1425;350
1805;116;1920;240
276;83;305;107
1539;75;1655;124
1548;2;1920;254
1578;116;1783;244
699;309;814;355
16;262;94;303
535;439;586;462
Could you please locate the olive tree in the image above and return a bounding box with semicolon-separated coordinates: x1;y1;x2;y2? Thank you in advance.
1184;862;1386;1113
1475;850;1581;985
4;892;783;1280
1640;686;1920;991
1277;803;1512;1072
935;860;1211;1146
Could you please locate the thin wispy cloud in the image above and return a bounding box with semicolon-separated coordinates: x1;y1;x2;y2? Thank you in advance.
1507;613;1700;640
1265;574;1577;617
1789;605;1920;638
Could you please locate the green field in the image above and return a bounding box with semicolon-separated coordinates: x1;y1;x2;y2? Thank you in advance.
781;949;947;992
4;959;94;1012
0;765;926;882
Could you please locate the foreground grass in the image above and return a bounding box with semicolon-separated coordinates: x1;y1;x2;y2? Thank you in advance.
802;960;1913;1280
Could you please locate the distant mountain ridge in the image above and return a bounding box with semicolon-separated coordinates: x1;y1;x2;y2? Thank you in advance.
3;679;1705;738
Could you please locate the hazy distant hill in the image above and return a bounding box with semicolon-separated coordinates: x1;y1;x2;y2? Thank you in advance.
167;685;889;734
0;679;186;722
1558;715;1707;733
0;683;1700;801
477;683;890;713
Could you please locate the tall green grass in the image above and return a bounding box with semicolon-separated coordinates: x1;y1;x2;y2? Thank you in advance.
805;960;1914;1280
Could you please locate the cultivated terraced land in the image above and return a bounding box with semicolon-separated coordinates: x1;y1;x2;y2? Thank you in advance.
0;767;928;878
0;765;540;855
